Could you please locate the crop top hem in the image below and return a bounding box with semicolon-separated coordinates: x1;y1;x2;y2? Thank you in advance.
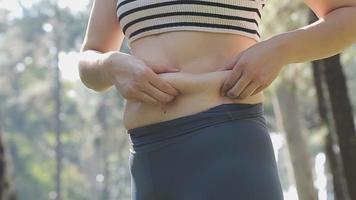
116;0;266;48
126;26;260;49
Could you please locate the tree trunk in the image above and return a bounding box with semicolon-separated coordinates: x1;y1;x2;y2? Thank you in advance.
53;4;63;200
323;54;356;200
309;11;356;200
311;56;349;200
276;78;318;200
96;96;111;200
0;111;16;200
271;94;297;191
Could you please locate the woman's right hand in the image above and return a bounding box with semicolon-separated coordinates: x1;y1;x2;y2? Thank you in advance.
102;52;181;105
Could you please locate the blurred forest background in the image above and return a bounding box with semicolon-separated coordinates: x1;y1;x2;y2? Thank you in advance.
0;0;355;200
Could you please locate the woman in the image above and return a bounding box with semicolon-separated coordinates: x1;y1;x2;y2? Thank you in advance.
78;0;356;199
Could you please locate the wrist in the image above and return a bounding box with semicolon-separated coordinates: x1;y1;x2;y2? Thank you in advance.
265;33;295;66
100;51;128;85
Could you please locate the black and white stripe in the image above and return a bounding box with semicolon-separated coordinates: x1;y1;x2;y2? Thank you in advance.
116;0;266;45
117;1;262;19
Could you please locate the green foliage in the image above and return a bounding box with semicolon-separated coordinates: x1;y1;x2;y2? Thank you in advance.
0;0;355;199
1;1;130;199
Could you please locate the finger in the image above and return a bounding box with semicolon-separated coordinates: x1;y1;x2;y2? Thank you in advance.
151;65;181;74
140;81;175;104
146;71;180;96
226;74;252;98
216;66;229;71
220;68;242;96
250;85;265;96
137;90;160;105
142;59;181;74
237;81;260;99
216;61;235;71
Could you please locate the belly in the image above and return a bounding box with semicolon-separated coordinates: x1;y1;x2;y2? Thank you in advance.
123;31;264;130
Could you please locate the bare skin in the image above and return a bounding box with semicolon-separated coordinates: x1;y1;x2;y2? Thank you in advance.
78;0;356;131
122;31;263;129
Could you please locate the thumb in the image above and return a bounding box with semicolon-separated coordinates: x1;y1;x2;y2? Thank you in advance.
216;65;230;71
216;53;242;71
151;65;181;74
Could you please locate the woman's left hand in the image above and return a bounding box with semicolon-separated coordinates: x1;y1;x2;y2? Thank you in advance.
216;39;288;99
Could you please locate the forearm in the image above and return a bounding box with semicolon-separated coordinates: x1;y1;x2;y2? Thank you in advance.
267;6;356;65
78;50;128;91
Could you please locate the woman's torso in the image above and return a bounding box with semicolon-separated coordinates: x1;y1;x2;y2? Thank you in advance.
123;31;264;130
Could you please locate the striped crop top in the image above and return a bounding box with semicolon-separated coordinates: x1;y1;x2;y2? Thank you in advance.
116;0;266;48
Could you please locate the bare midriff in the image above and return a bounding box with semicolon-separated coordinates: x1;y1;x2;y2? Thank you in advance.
123;31;264;131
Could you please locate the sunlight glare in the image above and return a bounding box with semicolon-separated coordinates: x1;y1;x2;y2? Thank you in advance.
0;0;89;18
270;132;284;162
58;0;89;12
58;51;80;82
283;186;299;200
314;153;327;200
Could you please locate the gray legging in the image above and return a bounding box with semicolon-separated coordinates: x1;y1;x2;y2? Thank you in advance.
127;103;284;200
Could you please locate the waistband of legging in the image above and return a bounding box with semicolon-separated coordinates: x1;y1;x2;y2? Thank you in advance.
127;102;264;148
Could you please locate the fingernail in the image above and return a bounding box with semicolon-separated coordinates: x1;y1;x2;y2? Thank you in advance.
227;92;234;97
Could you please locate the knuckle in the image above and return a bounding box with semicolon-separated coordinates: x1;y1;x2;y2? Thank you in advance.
238;60;248;68
225;81;235;89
